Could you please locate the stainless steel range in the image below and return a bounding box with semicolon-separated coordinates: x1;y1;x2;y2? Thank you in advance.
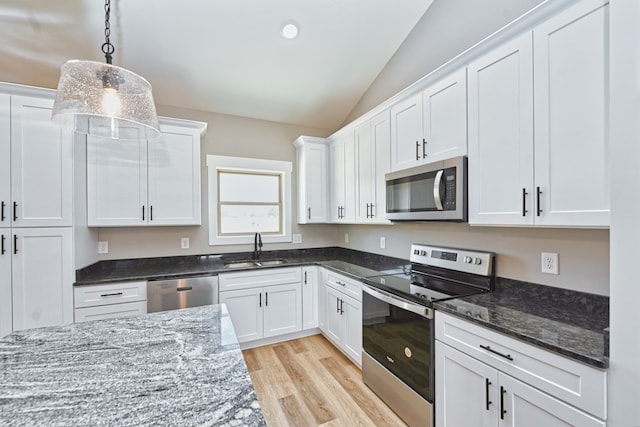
361;244;495;427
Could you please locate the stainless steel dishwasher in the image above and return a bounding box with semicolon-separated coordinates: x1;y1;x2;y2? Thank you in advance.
147;275;219;313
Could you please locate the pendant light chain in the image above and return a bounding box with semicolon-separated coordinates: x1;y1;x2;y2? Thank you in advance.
102;0;115;64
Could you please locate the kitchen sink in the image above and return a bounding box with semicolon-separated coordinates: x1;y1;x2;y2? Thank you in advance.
224;259;287;268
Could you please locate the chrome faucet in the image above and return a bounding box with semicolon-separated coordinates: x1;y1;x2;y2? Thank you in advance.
253;232;263;260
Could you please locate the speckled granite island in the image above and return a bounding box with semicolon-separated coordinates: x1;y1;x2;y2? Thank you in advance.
0;305;265;426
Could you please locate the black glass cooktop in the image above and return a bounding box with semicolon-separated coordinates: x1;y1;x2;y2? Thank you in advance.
363;272;489;307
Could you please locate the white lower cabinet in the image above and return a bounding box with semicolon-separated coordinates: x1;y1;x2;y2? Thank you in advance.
218;267;303;344
435;312;606;427
73;281;147;323
1;228;74;337
302;266;319;330
322;269;362;366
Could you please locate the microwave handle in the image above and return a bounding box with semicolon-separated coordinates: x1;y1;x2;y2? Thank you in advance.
433;169;444;211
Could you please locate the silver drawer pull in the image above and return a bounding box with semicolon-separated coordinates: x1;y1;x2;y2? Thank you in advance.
480;344;514;361
100;292;124;297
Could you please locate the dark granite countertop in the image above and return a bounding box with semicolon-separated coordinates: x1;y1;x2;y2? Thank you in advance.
75;247;609;369
75;247;410;285
434;278;609;369
0;305;265;426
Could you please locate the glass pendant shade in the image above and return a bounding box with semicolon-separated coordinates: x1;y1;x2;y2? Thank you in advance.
52;60;161;140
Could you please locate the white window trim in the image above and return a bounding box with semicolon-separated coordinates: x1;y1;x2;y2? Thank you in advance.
207;155;292;246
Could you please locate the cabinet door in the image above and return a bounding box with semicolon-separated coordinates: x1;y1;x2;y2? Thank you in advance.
302;266;319;330
263;283;302;338
0;230;11;337
342;293;362;366
329;138;345;222
501;374;605;427
318;270;327;333
147;125;201;225
436;341;497;427
11;228;73;331
0;94;9;229
468;33;535;226
325;286;344;345
390;92;423;171
342;132;356;223
371;110;391;222
423;69;468;163
10;96;73;227
87;136;148;226
295;139;328;223
355;121;374;223
219;288;263;343
533;0;609;227
74;301;147;323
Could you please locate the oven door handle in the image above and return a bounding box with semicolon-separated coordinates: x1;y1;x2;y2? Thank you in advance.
362;284;433;319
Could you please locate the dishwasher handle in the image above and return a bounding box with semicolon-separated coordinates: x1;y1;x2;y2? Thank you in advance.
176;286;193;292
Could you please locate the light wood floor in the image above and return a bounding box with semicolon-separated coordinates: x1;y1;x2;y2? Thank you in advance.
242;334;407;427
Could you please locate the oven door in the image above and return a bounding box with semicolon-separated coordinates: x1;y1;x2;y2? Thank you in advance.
362;284;433;401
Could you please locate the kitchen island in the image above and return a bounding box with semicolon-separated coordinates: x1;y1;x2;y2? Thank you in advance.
0;304;265;426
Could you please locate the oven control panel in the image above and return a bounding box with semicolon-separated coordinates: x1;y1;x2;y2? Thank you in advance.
410;244;494;276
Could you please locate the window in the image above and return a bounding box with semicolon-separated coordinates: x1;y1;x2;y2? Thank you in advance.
207;155;292;245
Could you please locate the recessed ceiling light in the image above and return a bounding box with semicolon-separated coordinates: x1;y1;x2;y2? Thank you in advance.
281;21;299;39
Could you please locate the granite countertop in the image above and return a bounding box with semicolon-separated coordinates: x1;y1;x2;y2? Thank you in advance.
74;247;410;285
0;305;265;426
74;247;609;369
435;278;609;369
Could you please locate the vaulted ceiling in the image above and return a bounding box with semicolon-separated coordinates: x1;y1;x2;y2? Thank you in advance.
0;0;434;130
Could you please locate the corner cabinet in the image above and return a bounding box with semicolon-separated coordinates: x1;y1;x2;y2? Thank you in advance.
390;68;467;172
435;312;606;427
468;0;609;227
87;117;207;227
293;136;328;223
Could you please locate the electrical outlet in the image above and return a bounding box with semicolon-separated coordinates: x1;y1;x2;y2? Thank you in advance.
98;241;109;254
541;252;559;275
293;234;302;244
380;237;386;249
181;237;190;249
344;233;349;243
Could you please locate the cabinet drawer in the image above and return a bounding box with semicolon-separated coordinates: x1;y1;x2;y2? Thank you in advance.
74;301;147;323
74;281;147;308
435;311;606;419
325;270;361;301
219;267;302;292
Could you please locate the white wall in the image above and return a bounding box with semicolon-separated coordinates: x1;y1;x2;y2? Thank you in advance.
608;0;640;424
341;223;609;295
96;106;340;259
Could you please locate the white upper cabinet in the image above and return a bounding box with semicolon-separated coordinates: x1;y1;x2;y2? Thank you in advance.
468;33;535;226
0;94;10;229
468;0;609;227
87;118;206;227
329;131;355;223
390;69;467;172
355;110;391;223
3;96;73;228
532;0;609;227
293;136;328;224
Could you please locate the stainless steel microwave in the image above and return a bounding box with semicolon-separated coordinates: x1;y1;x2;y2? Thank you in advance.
385;156;467;222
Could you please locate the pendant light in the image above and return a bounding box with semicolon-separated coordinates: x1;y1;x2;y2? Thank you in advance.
52;0;160;140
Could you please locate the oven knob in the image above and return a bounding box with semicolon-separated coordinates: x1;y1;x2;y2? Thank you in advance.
474;258;482;265
464;256;472;264
413;249;420;255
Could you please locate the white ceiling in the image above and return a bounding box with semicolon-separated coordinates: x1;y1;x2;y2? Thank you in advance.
0;0;434;130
